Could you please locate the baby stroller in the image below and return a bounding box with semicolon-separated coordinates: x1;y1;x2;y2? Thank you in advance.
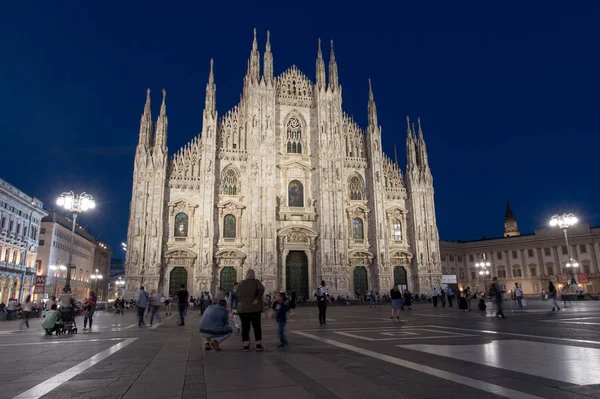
58;309;78;334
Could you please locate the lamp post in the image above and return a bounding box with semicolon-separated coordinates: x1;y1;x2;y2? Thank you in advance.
549;213;578;285
475;257;491;293
115;276;125;298
90;269;103;298
56;192;95;294
49;264;67;298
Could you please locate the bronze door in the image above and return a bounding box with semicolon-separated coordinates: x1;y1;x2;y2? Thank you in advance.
169;267;188;296
353;266;368;295
219;267;237;293
286;251;308;297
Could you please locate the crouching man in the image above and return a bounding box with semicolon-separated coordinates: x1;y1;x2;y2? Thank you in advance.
199;299;232;351
42;304;63;335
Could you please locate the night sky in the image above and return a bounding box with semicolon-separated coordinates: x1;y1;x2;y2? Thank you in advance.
2;3;599;256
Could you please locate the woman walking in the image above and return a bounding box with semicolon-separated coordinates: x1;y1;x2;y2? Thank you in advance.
548;281;560;311
289;291;297;316
21;295;33;328
390;285;402;319
237;269;265;352
83;291;97;331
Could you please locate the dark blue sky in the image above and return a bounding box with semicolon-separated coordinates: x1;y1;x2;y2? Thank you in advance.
2;2;599;255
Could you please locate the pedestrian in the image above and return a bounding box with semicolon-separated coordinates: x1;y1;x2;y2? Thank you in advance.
237;269;265;352
431;287;439;307
514;283;524;309
375;292;381;308
178;284;189;326
6;297;17;321
83;291;97;331
390;285;402;319
42;304;63;335
164;296;172;316
189;296;195;312
369;290;375;308
463;287;472;311
548;281;560;311
440;288;447;307
490;277;506;319
272;292;290;348
289;291;297;316
541;289;546;300
446;286;454;307
136;286;150;328
199;299;232;351
317;280;328;326
561;285;572;307
403;289;413;310
21;295;33;328
148;289;162;326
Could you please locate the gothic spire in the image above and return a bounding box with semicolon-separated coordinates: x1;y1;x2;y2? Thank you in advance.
154;88;168;149
316;38;326;90
417;117;430;172
248;28;260;84
263;30;273;83
328;39;339;91
204;59;216;117
138;88;153;147
504;201;520;237
504;201;516;221
406;116;418;171
367;78;378;127
394;143;398;166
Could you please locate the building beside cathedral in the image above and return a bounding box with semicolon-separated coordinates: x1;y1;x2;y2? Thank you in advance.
124;30;442;298
440;203;600;295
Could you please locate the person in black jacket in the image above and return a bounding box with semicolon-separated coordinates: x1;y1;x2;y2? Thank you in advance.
402;289;413;310
178;284;189;326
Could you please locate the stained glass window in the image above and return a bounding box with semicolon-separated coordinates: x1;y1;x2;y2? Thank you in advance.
223;214;236;238
352;218;364;240
288;180;304;207
349;175;364;200
221;169;238;195
175;213;188;237
286;117;302;154
391;219;402;241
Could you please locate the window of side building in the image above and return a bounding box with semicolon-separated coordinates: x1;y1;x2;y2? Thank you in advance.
544;247;551;256
530;267;537;277
579;244;587;253
497;252;502;260
528;249;534;257
512;250;518;259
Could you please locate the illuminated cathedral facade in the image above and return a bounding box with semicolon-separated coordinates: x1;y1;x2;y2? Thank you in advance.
124;30;442;298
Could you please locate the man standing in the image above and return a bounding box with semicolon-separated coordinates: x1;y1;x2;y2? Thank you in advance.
136;287;149;328
317;280;328;326
148;289;162;327
514;283;524;309
431;287;438;308
490;277;506;319
446;286;454;307
178;284;189;326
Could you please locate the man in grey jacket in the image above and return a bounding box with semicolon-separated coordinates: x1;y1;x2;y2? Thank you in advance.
199;300;232;351
136;287;149;328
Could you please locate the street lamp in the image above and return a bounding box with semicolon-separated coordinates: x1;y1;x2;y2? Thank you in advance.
475;256;491;293
121;242;127;252
49;264;67;298
549;213;578;285
115;276;125;298
56;192;95;294
90;269;103;298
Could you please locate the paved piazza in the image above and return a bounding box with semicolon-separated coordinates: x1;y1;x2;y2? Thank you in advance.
1;300;600;399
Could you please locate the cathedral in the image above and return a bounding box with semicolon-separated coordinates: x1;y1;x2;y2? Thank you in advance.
124;30;442;299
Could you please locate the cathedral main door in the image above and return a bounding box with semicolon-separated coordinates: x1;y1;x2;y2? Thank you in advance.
286;251;308;297
219;267;237;293
394;266;408;288
353;266;368;296
169;267;187;296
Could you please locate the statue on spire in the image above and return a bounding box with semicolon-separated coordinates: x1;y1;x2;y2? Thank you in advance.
138;88;153;148
263;30;273;82
328;39;339;91
316;38;326;90
205;59;216;117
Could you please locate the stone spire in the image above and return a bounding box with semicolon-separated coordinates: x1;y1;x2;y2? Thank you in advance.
204;59;216;117
263;30;273;83
327;39;339;91
248;28;260;84
406;116;418;171
316;38;326;90
138;88;153;147
504;201;520;237
154;89;168;149
417;117;430;172
394;143;399;166
367;78;378;127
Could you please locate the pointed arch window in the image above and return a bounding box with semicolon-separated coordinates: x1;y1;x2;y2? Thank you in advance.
175;213;189;237
286;117;302;154
223;215;236;238
391;219;402;241
352;218;364;240
348;175;365;200
288;180;304;207
221;169;238;196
